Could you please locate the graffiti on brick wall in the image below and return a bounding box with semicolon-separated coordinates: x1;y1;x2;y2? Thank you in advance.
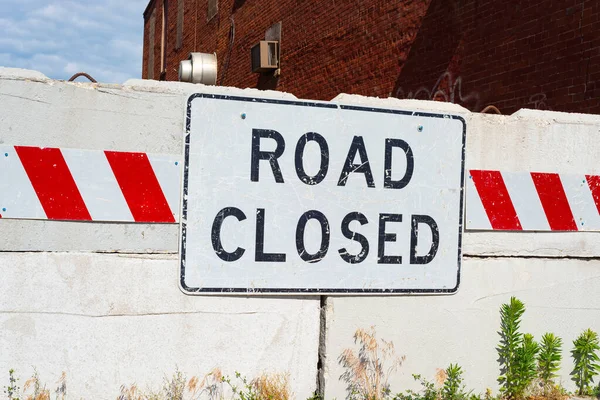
395;71;481;111
528;93;552;110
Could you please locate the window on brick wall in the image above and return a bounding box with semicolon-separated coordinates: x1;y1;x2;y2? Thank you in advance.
207;0;218;21
176;0;184;49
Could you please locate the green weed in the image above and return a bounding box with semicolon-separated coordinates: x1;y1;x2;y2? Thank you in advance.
442;364;469;400
571;329;600;396
4;369;20;400
537;333;562;384
497;297;541;399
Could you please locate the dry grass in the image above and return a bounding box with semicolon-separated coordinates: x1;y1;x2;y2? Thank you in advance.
118;383;145;400
12;368;288;400
6;369;65;400
55;372;67;400
22;369;55;400
339;326;405;400
526;380;569;400
118;368;187;400
435;368;448;387
252;372;291;400
188;368;224;400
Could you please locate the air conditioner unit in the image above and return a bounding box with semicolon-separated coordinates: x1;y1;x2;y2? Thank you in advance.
251;41;279;73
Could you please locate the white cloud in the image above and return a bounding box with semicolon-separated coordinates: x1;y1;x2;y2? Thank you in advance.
35;4;65;19
63;62;79;74
0;0;147;83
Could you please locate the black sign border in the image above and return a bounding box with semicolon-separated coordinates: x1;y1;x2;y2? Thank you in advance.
180;93;466;295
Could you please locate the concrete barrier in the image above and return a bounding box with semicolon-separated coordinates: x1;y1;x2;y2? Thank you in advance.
324;96;600;398
0;68;320;399
1;68;599;399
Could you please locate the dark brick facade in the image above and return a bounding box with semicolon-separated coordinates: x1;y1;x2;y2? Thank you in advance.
143;0;600;114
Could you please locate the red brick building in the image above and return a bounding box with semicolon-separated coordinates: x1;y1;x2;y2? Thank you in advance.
142;0;600;114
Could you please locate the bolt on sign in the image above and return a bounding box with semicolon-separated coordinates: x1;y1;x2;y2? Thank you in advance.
180;94;466;294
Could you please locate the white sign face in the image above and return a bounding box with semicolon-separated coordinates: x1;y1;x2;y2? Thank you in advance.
180;94;465;295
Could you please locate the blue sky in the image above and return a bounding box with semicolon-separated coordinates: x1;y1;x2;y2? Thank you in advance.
0;0;148;83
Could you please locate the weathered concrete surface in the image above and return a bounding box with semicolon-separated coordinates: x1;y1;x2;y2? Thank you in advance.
4;220;600;259
0;219;179;253
0;69;319;399
0;252;320;399
467;111;600;174
2;68;600;399
323;257;600;397
322;99;600;398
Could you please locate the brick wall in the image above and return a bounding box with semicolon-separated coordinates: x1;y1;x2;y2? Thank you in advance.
142;0;600;115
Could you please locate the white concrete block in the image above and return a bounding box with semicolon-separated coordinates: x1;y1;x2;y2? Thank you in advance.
467;112;600;174
0;75;183;153
331;93;470;114
0;220;179;253
462;231;600;257
323;257;600;398
0;252;320;399
0;67;50;82
123;78;300;101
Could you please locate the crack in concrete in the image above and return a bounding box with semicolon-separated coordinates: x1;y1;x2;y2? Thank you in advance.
472;275;600;304
3;251;598;261
0;77;49;83
0;92;52;104
66;107;180;120
0;310;270;318
316;296;327;398
96;88;148;100
0;250;178;256
464;253;600;260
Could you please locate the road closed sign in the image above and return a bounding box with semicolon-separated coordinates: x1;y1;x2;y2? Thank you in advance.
180;94;466;294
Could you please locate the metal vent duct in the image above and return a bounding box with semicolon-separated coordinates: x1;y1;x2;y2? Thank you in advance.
178;52;217;85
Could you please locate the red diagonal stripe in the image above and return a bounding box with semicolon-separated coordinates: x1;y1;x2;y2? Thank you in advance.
105;151;175;223
531;172;577;231
586;175;600;215
470;170;522;230
15;146;92;221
